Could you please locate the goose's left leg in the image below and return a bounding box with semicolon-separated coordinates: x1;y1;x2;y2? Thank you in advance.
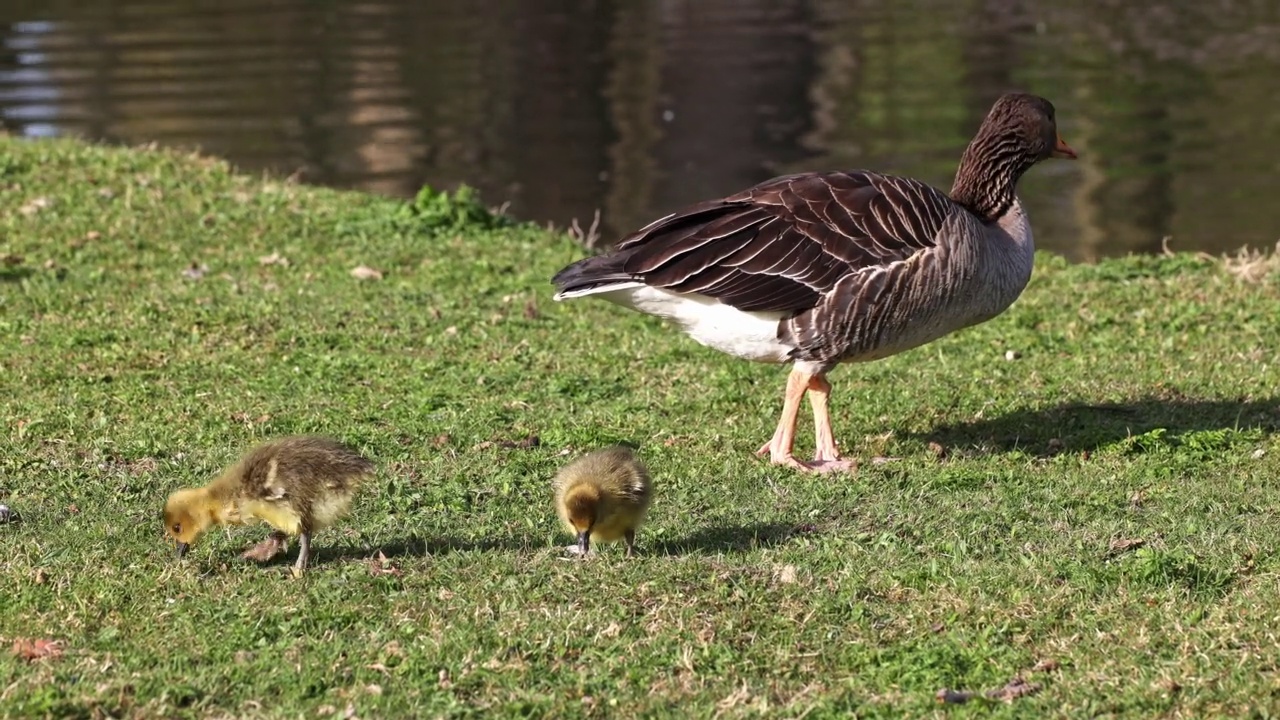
806;373;856;473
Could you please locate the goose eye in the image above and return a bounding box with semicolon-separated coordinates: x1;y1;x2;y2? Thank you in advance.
172;523;182;534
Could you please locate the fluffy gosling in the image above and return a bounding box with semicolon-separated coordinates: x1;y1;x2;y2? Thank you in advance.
163;435;374;574
554;445;654;557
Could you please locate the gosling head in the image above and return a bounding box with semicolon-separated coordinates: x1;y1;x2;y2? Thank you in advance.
163;488;214;558
561;485;601;556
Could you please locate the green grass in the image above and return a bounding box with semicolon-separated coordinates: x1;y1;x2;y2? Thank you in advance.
2;137;1279;719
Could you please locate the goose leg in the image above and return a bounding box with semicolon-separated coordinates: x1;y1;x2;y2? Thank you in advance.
806;374;856;473
756;367;812;471
624;529;637;558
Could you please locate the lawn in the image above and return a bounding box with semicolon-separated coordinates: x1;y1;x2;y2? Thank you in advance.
1;137;1279;719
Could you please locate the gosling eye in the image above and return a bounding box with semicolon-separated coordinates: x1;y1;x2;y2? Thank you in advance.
171;523;182;535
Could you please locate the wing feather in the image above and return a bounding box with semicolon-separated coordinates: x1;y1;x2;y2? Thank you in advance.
553;171;961;315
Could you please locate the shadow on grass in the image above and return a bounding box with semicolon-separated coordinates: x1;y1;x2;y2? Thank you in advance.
252;522;813;568
912;397;1280;455
652;522;816;555
0;267;34;283
305;534;532;566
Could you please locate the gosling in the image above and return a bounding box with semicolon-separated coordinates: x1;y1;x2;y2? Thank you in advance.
163;435;374;574
553;445;654;557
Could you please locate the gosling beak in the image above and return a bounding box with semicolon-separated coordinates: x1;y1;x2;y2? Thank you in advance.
175;542;189;559
1051;133;1077;159
576;530;590;557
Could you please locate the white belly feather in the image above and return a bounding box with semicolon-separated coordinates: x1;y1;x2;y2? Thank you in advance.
570;285;793;363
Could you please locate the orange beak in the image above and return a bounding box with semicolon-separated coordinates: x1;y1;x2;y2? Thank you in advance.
1051;133;1077;159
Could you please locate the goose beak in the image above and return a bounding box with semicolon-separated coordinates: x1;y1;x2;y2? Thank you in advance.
1051;133;1077;159
175;542;189;559
576;530;590;557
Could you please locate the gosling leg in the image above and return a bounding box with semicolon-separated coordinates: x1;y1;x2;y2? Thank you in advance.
624;529;637;558
293;532;311;574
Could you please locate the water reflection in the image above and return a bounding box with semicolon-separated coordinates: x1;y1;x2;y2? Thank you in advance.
1;0;1278;261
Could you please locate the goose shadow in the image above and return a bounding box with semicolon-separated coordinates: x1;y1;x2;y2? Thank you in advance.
908;397;1280;456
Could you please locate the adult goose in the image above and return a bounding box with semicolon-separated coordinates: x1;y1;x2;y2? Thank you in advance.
551;92;1076;472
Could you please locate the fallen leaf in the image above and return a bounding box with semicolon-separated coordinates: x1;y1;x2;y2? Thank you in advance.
259;251;290;267
85;231;101;241
182;262;209;280
351;265;383;281
498;434;540;450
1032;658;1060;673
1;254;23;266
13;638;63;661
986;677;1042;702
523;299;539;320
369;551;403;578
19;197;51;215
927;441;947;460
1107;537;1146;557
776;564;798;584
431;434;451;448
938;676;1042;705
936;688;975;704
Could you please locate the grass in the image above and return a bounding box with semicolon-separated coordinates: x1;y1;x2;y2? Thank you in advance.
1;137;1279;719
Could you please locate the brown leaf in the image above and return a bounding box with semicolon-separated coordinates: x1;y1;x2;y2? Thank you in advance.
986;677;1042;702
927;441;947;460
498;434;540;450
1107;537;1146;557
1032;658;1060;673
523;299;539;320
259;251;290;267
182;262;209;280
936;688;975;704
350;265;383;281
431;433;451;448
13;638;63;661
369;551;403;578
19;196;51;216
1;254;23;266
938;676;1043;705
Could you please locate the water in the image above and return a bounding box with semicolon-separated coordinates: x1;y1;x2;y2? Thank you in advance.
1;0;1278;261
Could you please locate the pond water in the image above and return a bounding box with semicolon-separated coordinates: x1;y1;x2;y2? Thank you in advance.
2;0;1278;261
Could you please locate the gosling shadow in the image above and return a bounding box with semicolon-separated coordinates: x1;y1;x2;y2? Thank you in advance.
910;397;1280;456
254;534;534;568
652;522;816;556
